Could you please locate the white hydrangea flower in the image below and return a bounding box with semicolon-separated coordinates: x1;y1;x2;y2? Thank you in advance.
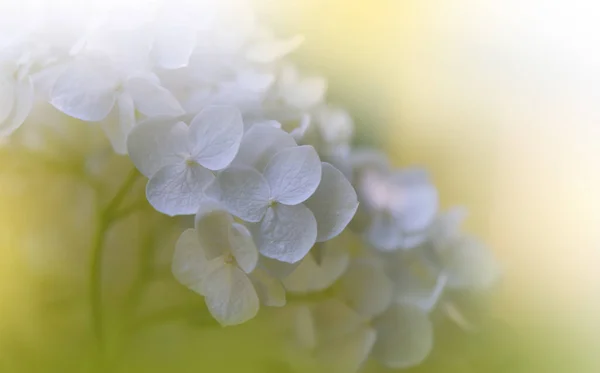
276;64;327;111
371;303;434;369
171;203;260;326
206;126;358;264
386;254;448;312
359;167;438;251
127;105;244;216
282;238;350;293
338;257;394;318
422;208;500;290
283;300;375;373
50;55;184;153
311;300;376;373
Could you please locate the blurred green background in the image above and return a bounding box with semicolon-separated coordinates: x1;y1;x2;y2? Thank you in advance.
0;0;599;372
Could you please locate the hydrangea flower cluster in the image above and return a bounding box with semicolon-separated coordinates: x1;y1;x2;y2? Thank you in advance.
0;0;499;371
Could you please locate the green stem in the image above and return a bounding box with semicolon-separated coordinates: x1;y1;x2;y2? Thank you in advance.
89;168;140;356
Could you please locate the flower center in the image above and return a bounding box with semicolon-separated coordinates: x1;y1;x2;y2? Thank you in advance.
223;253;235;264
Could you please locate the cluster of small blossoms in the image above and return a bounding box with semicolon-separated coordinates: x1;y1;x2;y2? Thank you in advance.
0;0;499;371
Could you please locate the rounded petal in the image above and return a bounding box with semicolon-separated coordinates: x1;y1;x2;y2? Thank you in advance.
0;77;33;137
339;258;394;318
304;162;358;242
0;77;15;124
371;303;434;369
229;223;259;274
312;299;364;342
171;228;222;295
50;58;119;121
202;264;260;326
315;327;376;373
232;123;297;170
263;145;322;205
204;166;270;222
258;255;301;279
365;213;402;252
146;163;215;216
442;236;500;290
194;205;234;260
101;92;136;154
188;105;244;170
249;268;286;307
250;204;317;264
126;118;188;178
152;25;196;69
283;243;349;293
390;261;448;312
124;75;185;117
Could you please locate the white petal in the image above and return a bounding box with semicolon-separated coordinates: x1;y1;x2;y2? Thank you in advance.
249;268;286;307
152;25;196;69
263;145;322;205
372;303;434;369
126;118;188;178
442;236;500;290
101;93;135;154
171;228;222;295
366;212;402;252
390;259;448;312
146;163;215;216
285;77;327;109
283;242;349;293
246;34;304;63
292;305;317;350
339;258;394;318
315;327;376;373
188;105;244;170
229;223;259;274
304;163;358;242
194;205;234;260
202;264;259;326
125;76;185;117
258;255;301;279
232;123;297;170
0;76;15;124
0;77;33;137
50;58;119;121
312;299;364;342
250;204;317;264
204;166;270;222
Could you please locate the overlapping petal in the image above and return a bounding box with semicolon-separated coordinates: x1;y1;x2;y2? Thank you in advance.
250;203;317;263
232;123;297;170
127;119;188;178
146;162;215;216
50;58;119;121
201;264;260;326
188;105;244;171
204;166;271;222
263;145;321;205
304;162;358;242
371;303;433;369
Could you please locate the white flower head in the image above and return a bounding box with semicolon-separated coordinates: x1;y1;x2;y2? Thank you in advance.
127;105;244;216
171;202;259;326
